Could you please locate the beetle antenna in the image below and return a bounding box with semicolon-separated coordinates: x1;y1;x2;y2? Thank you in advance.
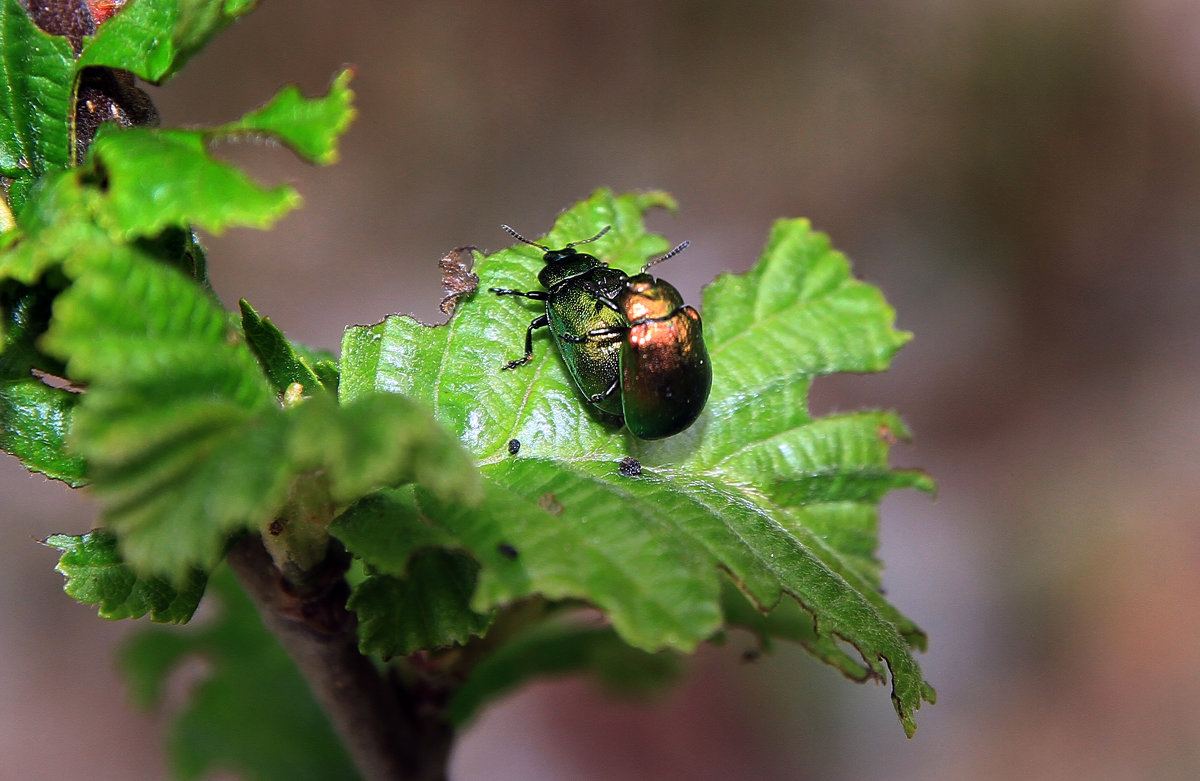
501;224;549;251
565;225;611;249
643;240;690;271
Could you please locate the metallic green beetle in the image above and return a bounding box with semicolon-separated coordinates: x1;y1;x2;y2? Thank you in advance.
489;225;627;416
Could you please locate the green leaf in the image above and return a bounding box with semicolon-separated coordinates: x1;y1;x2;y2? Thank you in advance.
224;68;356;166
72;69;354;239
239;298;331;396
349;549;492;658
0;171;111;286
312;359;340;394
118;568;357;780
289;391;481;508
1;66;355;488
78;0;261;83
42;243;270;396
133;225;209;283
331;488;460;572
0;274;82;484
718;578;871;681
34;241;476;578
87;126;301;238
0;0;75;214
3;68;355;250
1;272;69;378
338;189;935;735
44;531;206;622
449;621;682;726
68;385;291;577
18;216;477;579
0;377;85;484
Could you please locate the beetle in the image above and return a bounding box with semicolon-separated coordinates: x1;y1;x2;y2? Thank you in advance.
488;224;627;416
490;225;710;439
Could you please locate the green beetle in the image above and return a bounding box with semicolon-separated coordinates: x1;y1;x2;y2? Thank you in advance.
489;225;626;416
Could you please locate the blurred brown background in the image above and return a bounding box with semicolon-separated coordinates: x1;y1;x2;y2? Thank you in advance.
4;0;1200;778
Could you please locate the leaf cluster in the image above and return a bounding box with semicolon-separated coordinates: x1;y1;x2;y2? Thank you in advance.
0;2;935;773
1;3;473;584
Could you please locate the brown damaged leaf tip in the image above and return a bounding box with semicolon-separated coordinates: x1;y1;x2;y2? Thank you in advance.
438;246;479;315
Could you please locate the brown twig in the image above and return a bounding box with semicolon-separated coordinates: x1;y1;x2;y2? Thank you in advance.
226;535;453;781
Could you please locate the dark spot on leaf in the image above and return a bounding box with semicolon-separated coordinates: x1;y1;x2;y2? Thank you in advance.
538;493;563;516
507;438;521;455
497;543;519;560
267;519;285;536
618;456;642;477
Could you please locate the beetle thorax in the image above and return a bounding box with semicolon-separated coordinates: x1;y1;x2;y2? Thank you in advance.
537;251;605;289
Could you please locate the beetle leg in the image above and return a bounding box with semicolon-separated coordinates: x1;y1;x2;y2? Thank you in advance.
589;374;620;403
502;314;549;370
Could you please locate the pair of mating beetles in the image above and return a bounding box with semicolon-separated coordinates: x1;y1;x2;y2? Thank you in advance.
490;225;711;440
